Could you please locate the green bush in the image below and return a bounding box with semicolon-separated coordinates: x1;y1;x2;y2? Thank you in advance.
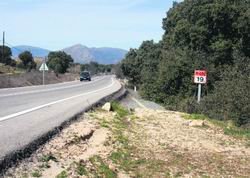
202;66;250;126
111;102;129;118
120;0;250;127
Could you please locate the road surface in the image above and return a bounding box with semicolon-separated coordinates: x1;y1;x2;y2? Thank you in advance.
0;75;121;162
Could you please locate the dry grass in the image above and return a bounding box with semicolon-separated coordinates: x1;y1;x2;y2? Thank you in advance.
0;71;78;88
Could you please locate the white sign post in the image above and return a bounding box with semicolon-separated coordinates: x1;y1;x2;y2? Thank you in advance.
194;70;207;103
39;61;49;85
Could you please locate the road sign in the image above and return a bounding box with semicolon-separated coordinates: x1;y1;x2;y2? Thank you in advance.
39;62;49;85
194;70;207;84
194;70;207;103
39;63;49;71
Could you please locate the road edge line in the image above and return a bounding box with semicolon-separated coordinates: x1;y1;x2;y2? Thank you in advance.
0;77;114;122
0;82;127;176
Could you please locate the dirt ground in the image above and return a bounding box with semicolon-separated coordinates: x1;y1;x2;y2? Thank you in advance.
4;104;250;178
131;109;250;177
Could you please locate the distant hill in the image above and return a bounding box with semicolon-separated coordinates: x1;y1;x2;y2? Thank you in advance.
63;44;127;64
90;47;128;64
11;44;127;64
11;45;50;58
63;44;94;64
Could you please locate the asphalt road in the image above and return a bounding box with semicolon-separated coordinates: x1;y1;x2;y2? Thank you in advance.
0;75;121;161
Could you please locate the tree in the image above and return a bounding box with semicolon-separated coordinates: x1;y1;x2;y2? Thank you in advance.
0;45;15;66
88;61;99;74
202;54;250;126
47;51;73;74
113;62;124;79
136;41;162;101
121;48;142;86
120;0;250;126
18;51;36;71
80;62;113;75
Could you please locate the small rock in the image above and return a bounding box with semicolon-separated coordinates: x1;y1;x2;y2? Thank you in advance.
182;120;191;126
226;120;234;129
102;102;111;112
188;120;205;127
108;164;115;170
128;107;134;113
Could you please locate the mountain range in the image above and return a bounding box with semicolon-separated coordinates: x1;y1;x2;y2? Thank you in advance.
11;44;127;64
11;45;50;58
63;44;128;64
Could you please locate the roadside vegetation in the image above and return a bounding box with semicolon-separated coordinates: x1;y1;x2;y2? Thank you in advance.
18;51;37;71
47;51;73;75
80;61;114;75
0;46;116;88
120;0;250;128
0;44;116;76
183;113;250;140
0;46;16;67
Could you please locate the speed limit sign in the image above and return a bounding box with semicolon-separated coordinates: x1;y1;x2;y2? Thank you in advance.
194;70;207;84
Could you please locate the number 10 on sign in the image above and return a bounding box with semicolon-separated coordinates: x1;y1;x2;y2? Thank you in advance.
194;70;207;103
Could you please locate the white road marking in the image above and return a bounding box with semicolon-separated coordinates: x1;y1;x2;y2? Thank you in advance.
0;80;78;91
0;78;115;122
130;96;147;109
0;77;105;98
0;76;102;91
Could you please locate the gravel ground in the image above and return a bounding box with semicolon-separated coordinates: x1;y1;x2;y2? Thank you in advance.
120;90;250;177
131;108;250;177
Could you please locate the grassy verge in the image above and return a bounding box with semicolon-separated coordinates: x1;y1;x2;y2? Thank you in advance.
56;171;67;178
0;63;26;74
31;170;42;177
111;101;129;118
107;102;171;177
53;156;116;178
89;155;117;178
183;113;250;140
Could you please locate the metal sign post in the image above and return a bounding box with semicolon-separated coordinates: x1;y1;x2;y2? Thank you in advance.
194;70;207;103
39;60;49;85
43;67;45;85
197;83;202;103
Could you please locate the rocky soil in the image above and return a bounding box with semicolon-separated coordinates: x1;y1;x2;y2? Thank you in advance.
4;103;250;178
131;109;250;177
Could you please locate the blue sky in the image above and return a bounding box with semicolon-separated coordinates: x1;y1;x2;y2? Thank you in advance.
1;0;177;50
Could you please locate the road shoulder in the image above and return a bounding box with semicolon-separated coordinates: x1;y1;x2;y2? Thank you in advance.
4;101;250;177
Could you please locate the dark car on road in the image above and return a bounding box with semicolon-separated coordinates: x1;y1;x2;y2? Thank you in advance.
80;71;91;81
